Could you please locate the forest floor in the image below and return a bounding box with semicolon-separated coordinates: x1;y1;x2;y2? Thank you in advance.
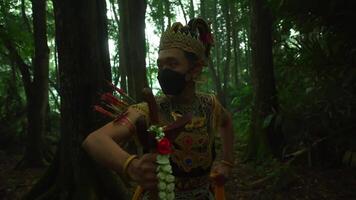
1;142;356;200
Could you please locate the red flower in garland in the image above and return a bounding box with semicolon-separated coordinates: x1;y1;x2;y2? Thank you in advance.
157;137;172;154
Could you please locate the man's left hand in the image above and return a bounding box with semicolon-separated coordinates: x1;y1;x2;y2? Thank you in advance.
210;162;232;185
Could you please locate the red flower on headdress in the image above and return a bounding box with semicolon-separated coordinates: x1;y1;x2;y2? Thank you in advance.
157;137;173;154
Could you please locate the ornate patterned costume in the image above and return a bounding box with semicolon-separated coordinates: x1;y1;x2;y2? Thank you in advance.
130;93;225;200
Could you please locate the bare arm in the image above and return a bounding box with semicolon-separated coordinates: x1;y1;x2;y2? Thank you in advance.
211;108;235;179
82;107;158;189
219;110;234;163
82;107;141;174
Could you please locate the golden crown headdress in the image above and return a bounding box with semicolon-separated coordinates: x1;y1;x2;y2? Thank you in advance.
159;18;214;66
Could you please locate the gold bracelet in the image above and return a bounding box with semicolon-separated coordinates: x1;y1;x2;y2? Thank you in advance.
221;160;234;167
123;154;138;179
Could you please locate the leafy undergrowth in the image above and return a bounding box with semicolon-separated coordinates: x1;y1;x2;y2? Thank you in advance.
225;142;356;200
1;144;356;200
0;151;46;200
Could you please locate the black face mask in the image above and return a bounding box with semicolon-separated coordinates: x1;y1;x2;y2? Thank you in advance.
157;68;187;95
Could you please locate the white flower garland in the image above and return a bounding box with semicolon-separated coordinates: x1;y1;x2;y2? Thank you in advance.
148;125;175;200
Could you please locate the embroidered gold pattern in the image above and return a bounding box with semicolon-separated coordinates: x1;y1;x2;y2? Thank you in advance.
159;22;206;64
160;94;216;173
130;93;223;174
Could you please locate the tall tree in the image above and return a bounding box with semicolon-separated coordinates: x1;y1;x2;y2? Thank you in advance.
119;0;148;101
0;0;49;167
221;0;232;106
164;0;171;27
189;0;195;19
25;0;128;199
209;0;224;103
230;0;240;86
178;0;188;24
247;0;279;160
109;0;124;88
200;0;206;18
244;4;252;77
158;1;165;33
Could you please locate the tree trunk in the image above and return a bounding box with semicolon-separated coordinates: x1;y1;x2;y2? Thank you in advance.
208;59;223;98
146;39;154;88
22;0;50;168
247;0;280;160
189;0;195;19
178;0;188;24
244;5;252;77
158;1;165;33
0;0;50;168
221;0;232;107
111;0;124;89
200;0;206;18
230;0;240;86
21;0;32;34
200;0;224;101
118;0;129;93
116;0;128;92
25;0;129;199
164;0;171;27
211;0;224;103
243;27;250;78
119;0;147;101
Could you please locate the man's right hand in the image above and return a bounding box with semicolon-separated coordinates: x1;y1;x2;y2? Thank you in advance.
127;153;158;190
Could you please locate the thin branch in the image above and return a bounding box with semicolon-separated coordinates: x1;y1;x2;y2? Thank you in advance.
54;39;59;90
21;0;33;34
48;82;60;110
111;1;120;31
48;78;59;93
164;0;171;27
111;1;121;87
178;0;187;24
189;0;195;19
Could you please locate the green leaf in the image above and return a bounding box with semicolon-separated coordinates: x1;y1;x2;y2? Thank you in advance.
306;87;313;94
342;151;352;165
263;114;275;128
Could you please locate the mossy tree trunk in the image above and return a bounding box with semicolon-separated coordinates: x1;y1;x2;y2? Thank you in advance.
0;0;49;168
25;0;129;199
247;0;281;161
119;0;147;102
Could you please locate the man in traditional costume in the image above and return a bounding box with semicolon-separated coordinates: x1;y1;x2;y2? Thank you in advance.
83;18;234;200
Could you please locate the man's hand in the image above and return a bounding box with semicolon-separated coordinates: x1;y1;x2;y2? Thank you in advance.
127;153;158;190
210;162;232;185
